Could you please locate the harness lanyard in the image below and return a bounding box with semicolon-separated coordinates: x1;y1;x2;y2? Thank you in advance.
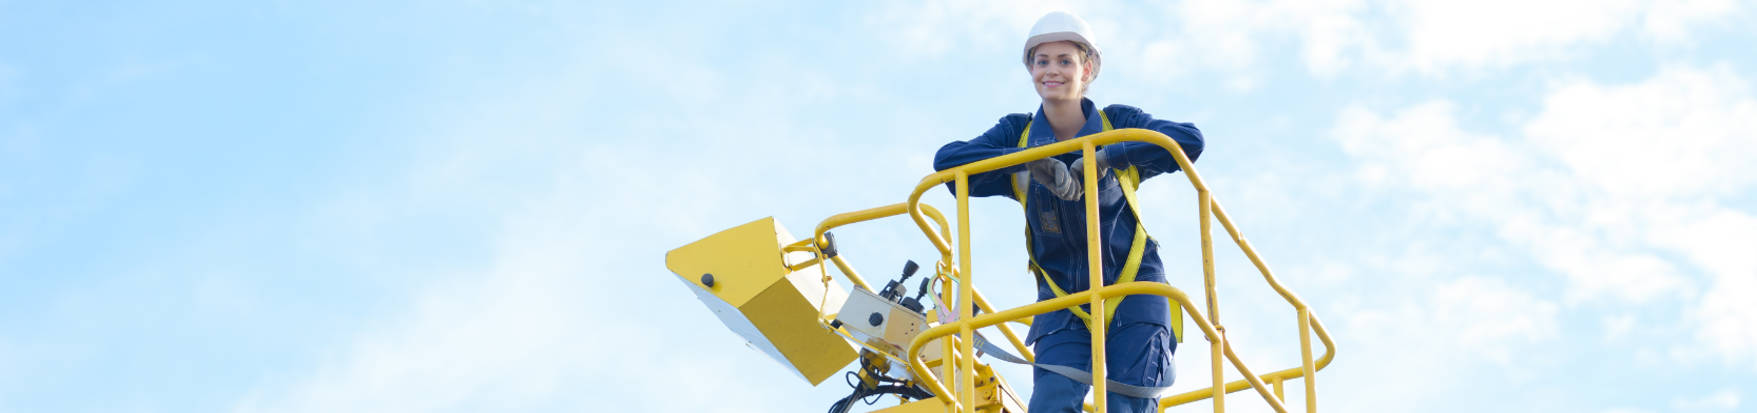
1012;112;1183;343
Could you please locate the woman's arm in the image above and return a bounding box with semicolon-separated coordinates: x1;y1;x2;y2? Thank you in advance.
1101;105;1205;181
933;114;1033;198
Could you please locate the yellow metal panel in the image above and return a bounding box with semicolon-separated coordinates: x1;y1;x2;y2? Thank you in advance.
665;217;789;307
973;362;1025;412
665;217;857;386
743;272;856;385
871;399;947;413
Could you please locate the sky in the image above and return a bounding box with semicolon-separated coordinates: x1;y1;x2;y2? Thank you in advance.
2;0;1755;412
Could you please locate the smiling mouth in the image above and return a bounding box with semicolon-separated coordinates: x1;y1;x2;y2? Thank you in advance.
1043;80;1065;88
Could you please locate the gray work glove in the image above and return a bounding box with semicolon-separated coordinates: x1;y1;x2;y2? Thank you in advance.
1026;158;1083;201
1069;152;1111;182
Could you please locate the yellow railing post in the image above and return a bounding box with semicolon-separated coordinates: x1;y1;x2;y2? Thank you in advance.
1272;376;1285;401
941;272;956;405
1082;142;1108;413
1200;190;1224;413
957;172;976;412
1300;308;1315;412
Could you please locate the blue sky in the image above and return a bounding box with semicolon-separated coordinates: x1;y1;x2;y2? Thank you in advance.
4;1;1755;412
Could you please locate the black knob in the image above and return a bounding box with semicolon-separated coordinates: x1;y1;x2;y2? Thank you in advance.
900;297;924;314
700;273;715;288
868;312;884;327
914;276;933;301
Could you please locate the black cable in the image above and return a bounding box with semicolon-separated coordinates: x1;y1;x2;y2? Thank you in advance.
829;370;868;413
826;384;935;413
861;390;883;405
827;361;937;413
858;364;885;405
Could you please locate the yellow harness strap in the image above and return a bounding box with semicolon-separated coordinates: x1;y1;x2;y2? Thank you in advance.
1013;112;1183;342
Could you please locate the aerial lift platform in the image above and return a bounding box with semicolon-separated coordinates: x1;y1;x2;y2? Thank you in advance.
665;129;1335;412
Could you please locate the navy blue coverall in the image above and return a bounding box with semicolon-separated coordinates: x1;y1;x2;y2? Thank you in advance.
932;98;1204;412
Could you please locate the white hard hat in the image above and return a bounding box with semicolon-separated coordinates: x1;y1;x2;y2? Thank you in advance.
1023;11;1101;81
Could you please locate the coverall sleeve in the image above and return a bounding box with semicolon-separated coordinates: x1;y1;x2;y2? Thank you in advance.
933;114;1032;199
1102;105;1204;181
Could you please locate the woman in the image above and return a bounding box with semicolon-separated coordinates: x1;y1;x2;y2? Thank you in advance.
931;11;1205;413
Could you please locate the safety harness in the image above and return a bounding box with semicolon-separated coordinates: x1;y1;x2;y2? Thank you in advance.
1012;113;1183;343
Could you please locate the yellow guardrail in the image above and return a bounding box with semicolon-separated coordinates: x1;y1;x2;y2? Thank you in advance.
893;128;1336;413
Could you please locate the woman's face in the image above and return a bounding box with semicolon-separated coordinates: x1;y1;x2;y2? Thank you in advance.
1029;41;1091;103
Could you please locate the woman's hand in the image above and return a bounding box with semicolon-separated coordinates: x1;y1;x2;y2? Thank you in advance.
1027;158;1083;201
1068;149;1114;182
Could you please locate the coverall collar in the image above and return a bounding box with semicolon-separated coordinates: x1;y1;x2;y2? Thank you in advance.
1027;97;1104;147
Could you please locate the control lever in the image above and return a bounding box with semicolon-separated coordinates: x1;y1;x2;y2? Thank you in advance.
913;274;932;303
898;269;935;315
881;260;918;301
889;261;927;314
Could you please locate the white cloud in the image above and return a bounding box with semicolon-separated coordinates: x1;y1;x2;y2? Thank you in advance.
1432;277;1560;364
866;0;1101;60
1331;101;1693;304
1372;0;1744;74
1497;217;1690;304
1331;64;1757;367
1672;388;1742;411
1334;101;1528;196
1524;64;1757;368
863;0;1380;88
1310;258;1563;410
1388;0;1643;73
1112;0;1374;82
1123;0;1744;79
1317;273;1562;409
1524;65;1757;199
1643;0;1744;43
1603;313;1636;341
1665;206;1757;367
863;0;1747;101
